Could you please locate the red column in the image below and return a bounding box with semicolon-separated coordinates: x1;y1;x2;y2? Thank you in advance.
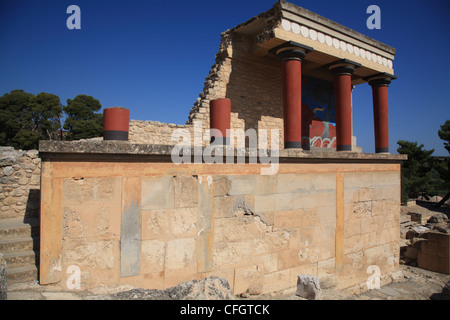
272;42;312;149
369;77;393;153
210;98;231;145
330;64;356;151
103;107;130;141
282;59;303;149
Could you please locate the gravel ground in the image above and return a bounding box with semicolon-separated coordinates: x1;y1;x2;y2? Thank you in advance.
5;264;450;301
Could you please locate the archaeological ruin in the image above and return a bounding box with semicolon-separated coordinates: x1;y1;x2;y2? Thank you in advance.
2;0;419;296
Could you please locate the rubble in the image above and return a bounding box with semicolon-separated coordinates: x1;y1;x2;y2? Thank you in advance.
400;200;450;274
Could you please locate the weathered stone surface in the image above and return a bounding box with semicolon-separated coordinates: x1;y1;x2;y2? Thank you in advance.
0;156;16;167
427;213;448;224
0;253;6;300
165;276;235;300
406;225;430;239
107;276;235;300
296;274;321;300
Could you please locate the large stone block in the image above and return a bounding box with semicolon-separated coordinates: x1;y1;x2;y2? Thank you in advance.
228;175;255;195
344;172;374;189
141;176;174;210
273;208;318;229
213;176;231;197
293;191;336;209
63;177;119;205
141;239;165;273
63;204;119;239
141;209;171;240
234;265;262;294
165;238;196;272
174;176;198;208
276;174;313;194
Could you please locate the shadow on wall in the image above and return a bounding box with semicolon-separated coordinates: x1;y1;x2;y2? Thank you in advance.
24;188;41;279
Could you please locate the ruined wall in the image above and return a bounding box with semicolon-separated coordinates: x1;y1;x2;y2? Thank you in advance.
39;154;401;294
0;147;40;221
126;34;285;148
128;120;195;145
187;33;285;148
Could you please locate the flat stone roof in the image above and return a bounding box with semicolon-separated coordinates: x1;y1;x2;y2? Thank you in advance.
226;0;396;82
39;140;407;163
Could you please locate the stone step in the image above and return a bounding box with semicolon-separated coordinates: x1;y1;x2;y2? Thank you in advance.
3;250;39;269
0;237;38;254
0;218;40;240
5;264;38;284
400;214;412;223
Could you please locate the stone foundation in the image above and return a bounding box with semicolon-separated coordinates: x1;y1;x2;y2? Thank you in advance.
38;141;405;294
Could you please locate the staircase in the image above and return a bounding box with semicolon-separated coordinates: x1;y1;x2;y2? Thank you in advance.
0;218;39;284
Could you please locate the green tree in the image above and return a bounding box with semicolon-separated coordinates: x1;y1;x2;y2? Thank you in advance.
435;120;450;207
63;95;103;140
397;140;434;202
0;90;63;149
33;92;63;141
438;120;450;153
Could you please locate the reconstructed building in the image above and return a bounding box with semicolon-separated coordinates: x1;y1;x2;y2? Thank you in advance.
37;1;406;295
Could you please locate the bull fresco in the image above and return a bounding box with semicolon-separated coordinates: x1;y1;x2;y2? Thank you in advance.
301;75;336;149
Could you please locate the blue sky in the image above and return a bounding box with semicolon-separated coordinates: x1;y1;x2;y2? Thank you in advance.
0;0;449;155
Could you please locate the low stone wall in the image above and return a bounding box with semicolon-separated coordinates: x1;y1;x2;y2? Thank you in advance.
0;147;41;221
38;141;404;295
128;120;196;145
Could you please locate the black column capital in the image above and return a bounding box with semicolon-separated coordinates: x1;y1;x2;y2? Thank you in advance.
329;59;361;76
270;41;314;62
365;73;397;87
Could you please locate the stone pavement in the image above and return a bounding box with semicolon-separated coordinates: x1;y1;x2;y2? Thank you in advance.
5;264;450;300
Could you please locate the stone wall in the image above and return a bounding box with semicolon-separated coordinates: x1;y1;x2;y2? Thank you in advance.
187;32;285;148
0;147;41;221
128;120;196;146
38;144;403;295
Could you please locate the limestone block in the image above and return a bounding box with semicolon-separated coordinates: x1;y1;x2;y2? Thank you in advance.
273;208;318;229
213;176;231;197
170;207;197;237
317;206;336;225
312;173;336;191
141;209;171;240
141;176;174;210
141;239;165;273
352;201;373;218
255;175;278;195
228;175;255;195
234;265;262;294
374;185;400;201
174;176;198;208
364;245;386;265
63;239;117;270
344;172;374;189
372;171;400;186
296;274;322;300
165;238;196;271
293;191;336;209
277;174;313;194
261;269;291;294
